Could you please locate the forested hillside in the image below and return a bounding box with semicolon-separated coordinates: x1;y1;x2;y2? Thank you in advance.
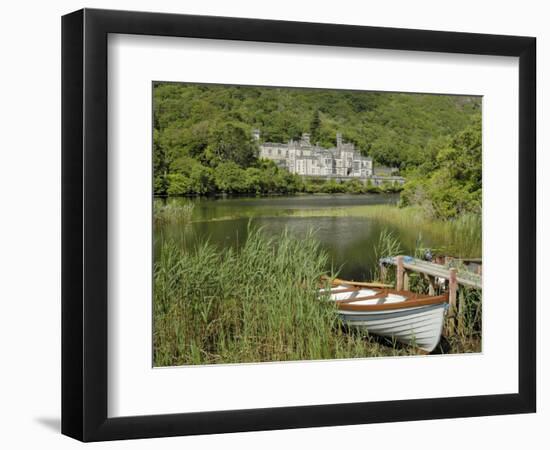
153;82;481;218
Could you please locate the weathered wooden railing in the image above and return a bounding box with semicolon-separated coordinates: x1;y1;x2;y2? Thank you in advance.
380;256;482;331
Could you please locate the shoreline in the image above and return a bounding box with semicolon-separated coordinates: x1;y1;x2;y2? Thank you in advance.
154;191;401;199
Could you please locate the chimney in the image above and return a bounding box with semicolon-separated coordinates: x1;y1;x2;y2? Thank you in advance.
336;132;343;147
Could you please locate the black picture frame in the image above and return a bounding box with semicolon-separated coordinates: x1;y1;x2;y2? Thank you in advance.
62;8;536;442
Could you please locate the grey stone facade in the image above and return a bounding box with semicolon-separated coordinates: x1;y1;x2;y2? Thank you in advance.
255;130;373;178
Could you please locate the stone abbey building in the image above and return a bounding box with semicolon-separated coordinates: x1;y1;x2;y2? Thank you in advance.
255;130;373;178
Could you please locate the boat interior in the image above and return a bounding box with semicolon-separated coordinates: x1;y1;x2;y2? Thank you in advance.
319;278;449;311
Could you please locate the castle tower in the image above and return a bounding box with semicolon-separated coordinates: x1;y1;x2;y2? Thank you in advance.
252;128;261;141
336;132;343;147
301;132;311;146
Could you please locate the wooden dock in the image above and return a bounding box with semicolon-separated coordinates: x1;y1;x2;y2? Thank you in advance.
380;256;482;329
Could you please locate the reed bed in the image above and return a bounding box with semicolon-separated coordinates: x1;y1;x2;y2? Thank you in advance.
287;205;482;258
372;228;401;283
154;209;482;364
154;199;195;225
374;228;482;353
401;271;482;353
153;227;425;366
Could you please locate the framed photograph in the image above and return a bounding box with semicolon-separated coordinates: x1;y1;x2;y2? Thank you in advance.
61;8;536;441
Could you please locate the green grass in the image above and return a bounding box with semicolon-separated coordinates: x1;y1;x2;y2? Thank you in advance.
450;286;482;351
153;206;482;365
397;269;481;353
179;200;481;259
372;228;402;283
285;204;481;258
377;226;482;353
153;227;429;366
154;199;195;225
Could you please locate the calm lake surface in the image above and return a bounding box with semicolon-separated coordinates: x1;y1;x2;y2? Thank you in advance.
154;194;443;280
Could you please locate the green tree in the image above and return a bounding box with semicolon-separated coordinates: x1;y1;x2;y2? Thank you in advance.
346;179;365;194
205;122;258;167
400;115;481;219
244;167;264;193
153;82;481;198
214;162;247;193
153;128;168;195
189;165;215;194
309;110;321;144
166;173;192;195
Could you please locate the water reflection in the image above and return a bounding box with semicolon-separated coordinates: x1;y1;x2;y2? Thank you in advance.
154;194;441;280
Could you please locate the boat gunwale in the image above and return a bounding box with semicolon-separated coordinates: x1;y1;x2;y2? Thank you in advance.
334;291;389;304
320;276;449;311
336;292;449;311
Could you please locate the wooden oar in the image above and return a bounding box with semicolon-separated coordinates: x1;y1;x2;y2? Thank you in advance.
336;291;389;304
320;287;361;294
332;277;393;289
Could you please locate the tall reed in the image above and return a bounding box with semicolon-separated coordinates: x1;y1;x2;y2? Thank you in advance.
407;230;481;353
154;199;195;225
288;205;481;258
154;227;423;366
372;228;402;282
369;227;482;354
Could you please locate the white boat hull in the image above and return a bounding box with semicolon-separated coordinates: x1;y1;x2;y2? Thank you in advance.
338;303;447;352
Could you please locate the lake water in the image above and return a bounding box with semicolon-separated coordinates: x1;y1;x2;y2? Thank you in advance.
154;194;442;281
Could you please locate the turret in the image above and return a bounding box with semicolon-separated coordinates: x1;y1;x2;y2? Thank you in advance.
336;132;343;147
252;128;261;141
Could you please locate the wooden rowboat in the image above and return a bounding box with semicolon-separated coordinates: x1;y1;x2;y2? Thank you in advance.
320;279;449;352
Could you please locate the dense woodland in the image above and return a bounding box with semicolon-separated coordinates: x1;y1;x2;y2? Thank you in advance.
153;82;481;219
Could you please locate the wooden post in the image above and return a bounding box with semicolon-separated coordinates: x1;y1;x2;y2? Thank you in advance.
396;256;404;291
427;275;435;296
445;268;458;335
379;263;387;282
449;268;458;314
458;286;465;331
403;272;410;291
